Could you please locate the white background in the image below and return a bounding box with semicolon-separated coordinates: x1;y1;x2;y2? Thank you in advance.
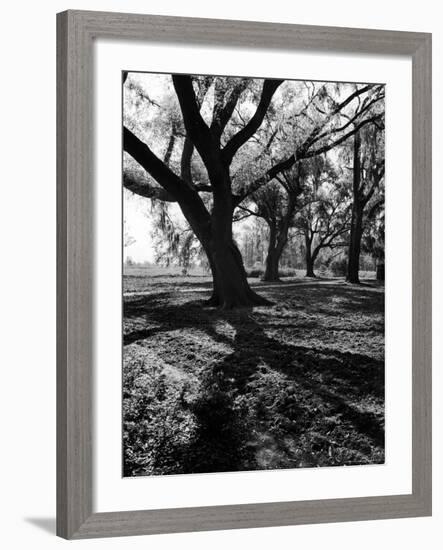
0;0;441;548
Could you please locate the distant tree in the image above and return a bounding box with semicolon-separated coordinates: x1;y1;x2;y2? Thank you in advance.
345;123;385;283
362;195;385;281
234;82;385;282
294;159;350;277
240;168;302;281
236;216;267;268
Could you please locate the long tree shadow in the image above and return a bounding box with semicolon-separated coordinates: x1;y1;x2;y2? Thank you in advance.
123;295;236;348
123;280;383;342
178;366;258;474
165;309;384;473
212;310;384;447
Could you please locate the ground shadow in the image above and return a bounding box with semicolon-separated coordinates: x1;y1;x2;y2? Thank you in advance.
123;278;385;474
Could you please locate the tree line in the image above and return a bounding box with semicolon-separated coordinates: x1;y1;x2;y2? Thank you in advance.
123;73;385;308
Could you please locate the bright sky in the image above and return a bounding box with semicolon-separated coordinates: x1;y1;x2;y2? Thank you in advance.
124;190;155;263
124;189;255;263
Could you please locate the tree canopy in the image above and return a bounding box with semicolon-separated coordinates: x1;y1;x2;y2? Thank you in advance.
123;73;385;305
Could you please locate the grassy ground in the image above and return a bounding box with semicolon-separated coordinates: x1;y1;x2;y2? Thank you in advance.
123;267;384;476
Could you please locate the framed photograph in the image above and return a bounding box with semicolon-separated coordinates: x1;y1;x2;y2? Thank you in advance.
57;10;432;539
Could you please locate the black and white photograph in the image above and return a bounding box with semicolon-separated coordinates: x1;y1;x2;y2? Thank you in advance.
122;72;385;477
0;0;438;545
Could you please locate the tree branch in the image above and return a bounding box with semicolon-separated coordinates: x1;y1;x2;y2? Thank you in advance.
180;135;194;185
123;126;186;200
211;78;248;140
301;84;374;152
123;168;177;202
172;75;216;171
307;94;384;150
222;79;283;165
236;110;381;207
238;204;265;219
303;114;382;158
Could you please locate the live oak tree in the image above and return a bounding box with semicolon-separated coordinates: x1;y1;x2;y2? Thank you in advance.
123;74;385;306
124;74;283;308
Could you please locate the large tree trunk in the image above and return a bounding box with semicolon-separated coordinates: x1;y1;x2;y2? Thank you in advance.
203;179;270;309
205;239;269;308
262;198;295;282
376;262;385;282
304;234;316;277
305;253;316;278
347;204;363;283
263;251;280;282
262;223;280;282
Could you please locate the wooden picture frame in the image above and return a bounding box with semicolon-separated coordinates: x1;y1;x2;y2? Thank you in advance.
57;9;432;539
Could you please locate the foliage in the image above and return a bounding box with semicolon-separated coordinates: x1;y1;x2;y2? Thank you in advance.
123;73;385;291
330;257;348;276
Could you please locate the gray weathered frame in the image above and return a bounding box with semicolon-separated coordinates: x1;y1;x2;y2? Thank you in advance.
57;9;432;539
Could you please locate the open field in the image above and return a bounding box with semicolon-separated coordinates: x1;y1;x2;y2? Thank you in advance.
123;266;384;476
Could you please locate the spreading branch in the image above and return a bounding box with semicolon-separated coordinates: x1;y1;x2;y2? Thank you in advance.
123;126;185;200
211;79;249;140
172;75;217;172
222;79;283;166
123;168;177;202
